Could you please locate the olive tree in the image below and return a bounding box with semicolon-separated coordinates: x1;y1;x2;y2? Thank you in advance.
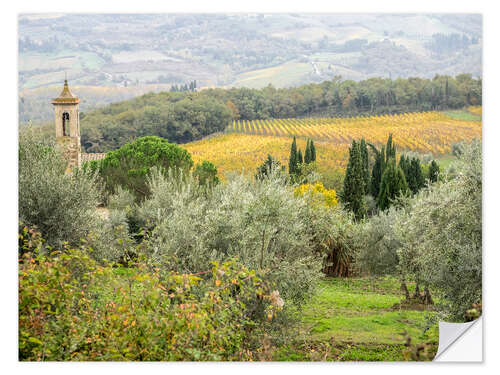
19;129;102;248
394;140;481;320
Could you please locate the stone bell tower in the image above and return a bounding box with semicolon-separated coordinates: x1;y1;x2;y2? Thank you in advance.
51;80;81;171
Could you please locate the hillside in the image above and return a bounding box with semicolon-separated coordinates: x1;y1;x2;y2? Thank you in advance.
25;75;480;152
184;109;482;187
19;13;482;123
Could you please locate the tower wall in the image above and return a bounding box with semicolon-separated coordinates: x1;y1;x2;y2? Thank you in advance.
56;135;81;172
52;80;82;173
54;104;80;138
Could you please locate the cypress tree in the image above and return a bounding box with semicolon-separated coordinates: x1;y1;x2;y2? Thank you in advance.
343;140;366;220
385;133;396;162
429;160;440;183
370;145;385;198
360;138;370;192
288;136;298;175
256;154;283;180
408;158;424;194
377;158;408;210
398;154;407;178
304;139;311;164
310;140;316;162
298;149;303;165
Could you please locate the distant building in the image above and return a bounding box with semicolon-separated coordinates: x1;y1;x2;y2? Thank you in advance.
52;80;106;172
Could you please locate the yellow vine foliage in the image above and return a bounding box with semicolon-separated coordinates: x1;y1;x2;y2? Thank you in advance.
184;111;481;178
294;182;338;208
468;106;482;116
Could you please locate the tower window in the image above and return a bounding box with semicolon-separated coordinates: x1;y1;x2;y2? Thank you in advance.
62;112;70;136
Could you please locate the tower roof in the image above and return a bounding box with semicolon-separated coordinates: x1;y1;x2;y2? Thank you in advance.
51;80;80;104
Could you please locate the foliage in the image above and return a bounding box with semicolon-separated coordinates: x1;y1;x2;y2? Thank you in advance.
355;207;401;276
428;160;440;183
400;156;425;195
18;129;102;248
304;138;316;164
288;136;299;176
377;158;408;211
80;94;232;152
19;245;280;361
255;154;284;180
91;136;193;199
193;161;220;186
137;168;325;304
228;112;481;157
394;140;482;320
185;111;481;180
108;186;136;212
342;140;366;220
294;182;338;209
385;133;396;162
359;138;370;192
370;145;385;199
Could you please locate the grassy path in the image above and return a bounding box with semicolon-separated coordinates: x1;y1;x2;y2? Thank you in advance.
275;277;439;361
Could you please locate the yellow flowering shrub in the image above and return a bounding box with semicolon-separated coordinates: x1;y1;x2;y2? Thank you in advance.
294;182;338;208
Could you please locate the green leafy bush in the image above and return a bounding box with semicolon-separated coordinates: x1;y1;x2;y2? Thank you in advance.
193;160;219;186
92;136;193;200
19;242;279;361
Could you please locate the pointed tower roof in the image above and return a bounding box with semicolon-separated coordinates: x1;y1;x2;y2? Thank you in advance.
51;80;80;104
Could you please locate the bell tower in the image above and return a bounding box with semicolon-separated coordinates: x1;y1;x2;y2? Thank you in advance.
51;79;81;171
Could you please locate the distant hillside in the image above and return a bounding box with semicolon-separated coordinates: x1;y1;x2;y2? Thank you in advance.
19;84;171;124
19;13;482;115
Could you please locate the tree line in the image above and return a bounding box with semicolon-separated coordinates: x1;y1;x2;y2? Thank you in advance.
77;74;481;153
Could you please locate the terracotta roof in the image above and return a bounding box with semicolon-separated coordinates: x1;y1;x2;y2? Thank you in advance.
81;153;107;162
52;80;80;104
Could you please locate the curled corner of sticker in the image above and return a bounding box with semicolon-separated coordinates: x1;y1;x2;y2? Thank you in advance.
433;316;483;362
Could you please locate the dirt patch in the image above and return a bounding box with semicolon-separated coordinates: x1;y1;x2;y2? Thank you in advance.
391;300;435;311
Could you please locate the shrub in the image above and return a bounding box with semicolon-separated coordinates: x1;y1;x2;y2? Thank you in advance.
93;136;193;200
255;154;284;180
85;211;135;264
19;130;102;248
294;182;338;208
108;186;136;212
19;245;278;361
355;207;401;277
138;168;323;305
193;160;219;186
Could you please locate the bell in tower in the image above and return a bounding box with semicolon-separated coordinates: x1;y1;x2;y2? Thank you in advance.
51;79;81;171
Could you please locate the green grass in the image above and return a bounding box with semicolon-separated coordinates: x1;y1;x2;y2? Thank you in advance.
275;277;439;361
436;154;458;171
444;110;481;122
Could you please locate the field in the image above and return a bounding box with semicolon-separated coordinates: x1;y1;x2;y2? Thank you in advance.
185;110;482;179
232;61;315;89
275;277;439;361
19;50;106;89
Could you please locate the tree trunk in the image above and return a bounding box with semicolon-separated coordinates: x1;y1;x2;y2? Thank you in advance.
401;281;410;300
423;286;434;305
413;283;421;299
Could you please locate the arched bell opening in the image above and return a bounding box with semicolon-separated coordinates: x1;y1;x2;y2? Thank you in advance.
62;112;70;136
